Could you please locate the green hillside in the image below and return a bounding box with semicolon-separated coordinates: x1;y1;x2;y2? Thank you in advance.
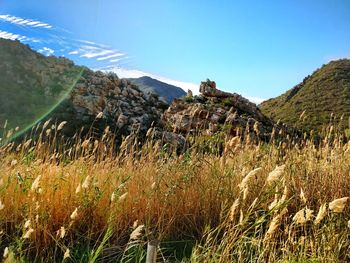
0;39;83;138
260;59;350;133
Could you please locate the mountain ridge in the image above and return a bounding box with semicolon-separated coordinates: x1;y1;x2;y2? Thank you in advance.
127;76;186;103
260;59;350;133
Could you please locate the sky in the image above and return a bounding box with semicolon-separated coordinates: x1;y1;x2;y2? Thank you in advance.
0;0;349;103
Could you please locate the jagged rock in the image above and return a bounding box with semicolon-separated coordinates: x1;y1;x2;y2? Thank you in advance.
200;79;232;98
163;79;278;141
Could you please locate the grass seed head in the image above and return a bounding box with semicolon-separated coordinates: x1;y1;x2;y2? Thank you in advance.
96;112;103;119
82;175;91;189
70;208;78;220
267;165;285;184
265;214;282;240
293;207;313;225
75;184;81;194
239;167;262;190
31;175;42;192
229;199;240;221
57;227;66;239
24;219;31;229
57;121;67;131
118;192;128;202
22;228;34;239
63;248;70;259
300;188;307;204
3;247;8;259
314;203;327;225
130;224;144;240
329;197;349;213
110;192;116;203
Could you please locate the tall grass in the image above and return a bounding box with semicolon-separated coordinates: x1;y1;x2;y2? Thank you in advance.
0;119;349;262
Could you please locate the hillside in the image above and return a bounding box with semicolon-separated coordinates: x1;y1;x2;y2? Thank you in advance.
0;38;82;133
0;39;168;142
260;59;350;133
128;76;186;103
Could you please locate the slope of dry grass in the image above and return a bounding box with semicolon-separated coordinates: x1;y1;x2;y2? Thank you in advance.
0;121;350;262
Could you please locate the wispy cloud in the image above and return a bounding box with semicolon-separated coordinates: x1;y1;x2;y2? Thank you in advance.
0;14;53;29
109;58;122;63
0;30;26;41
68;44;126;61
38;47;55;56
0;14;264;104
97;53;124;61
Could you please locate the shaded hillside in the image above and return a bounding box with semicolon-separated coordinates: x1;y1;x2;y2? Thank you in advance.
260;59;350;133
0;39;168;142
128;76;186;103
0;38;82;134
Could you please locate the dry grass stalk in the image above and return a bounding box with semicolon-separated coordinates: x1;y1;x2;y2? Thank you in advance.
229;199;240;222
314;203;327;225
300;188;307;204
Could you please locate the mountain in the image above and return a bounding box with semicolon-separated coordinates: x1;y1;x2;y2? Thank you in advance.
0;38;168;142
260;59;350;133
128;76;186;103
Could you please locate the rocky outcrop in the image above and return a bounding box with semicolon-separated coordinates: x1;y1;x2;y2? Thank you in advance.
49;70;169;138
0;39;168;144
163;79;280;142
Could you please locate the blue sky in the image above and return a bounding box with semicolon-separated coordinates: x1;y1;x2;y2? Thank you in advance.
0;0;349;103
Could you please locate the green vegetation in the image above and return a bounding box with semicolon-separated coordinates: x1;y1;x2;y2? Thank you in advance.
260;59;350;133
0;39;83;142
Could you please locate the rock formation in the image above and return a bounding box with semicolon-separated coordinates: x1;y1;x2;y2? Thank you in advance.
163;79;281;142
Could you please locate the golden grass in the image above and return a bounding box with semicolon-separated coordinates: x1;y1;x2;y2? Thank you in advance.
0;122;349;262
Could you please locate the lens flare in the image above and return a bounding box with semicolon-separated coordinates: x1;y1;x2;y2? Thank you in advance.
0;39;84;145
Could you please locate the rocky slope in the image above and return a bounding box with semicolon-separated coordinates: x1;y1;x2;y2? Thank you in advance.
162;79;283;143
128;76;186;103
260;59;350;133
0;39;168;142
1;38;285;149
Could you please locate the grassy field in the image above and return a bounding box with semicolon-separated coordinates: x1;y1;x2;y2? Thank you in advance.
0;121;350;262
